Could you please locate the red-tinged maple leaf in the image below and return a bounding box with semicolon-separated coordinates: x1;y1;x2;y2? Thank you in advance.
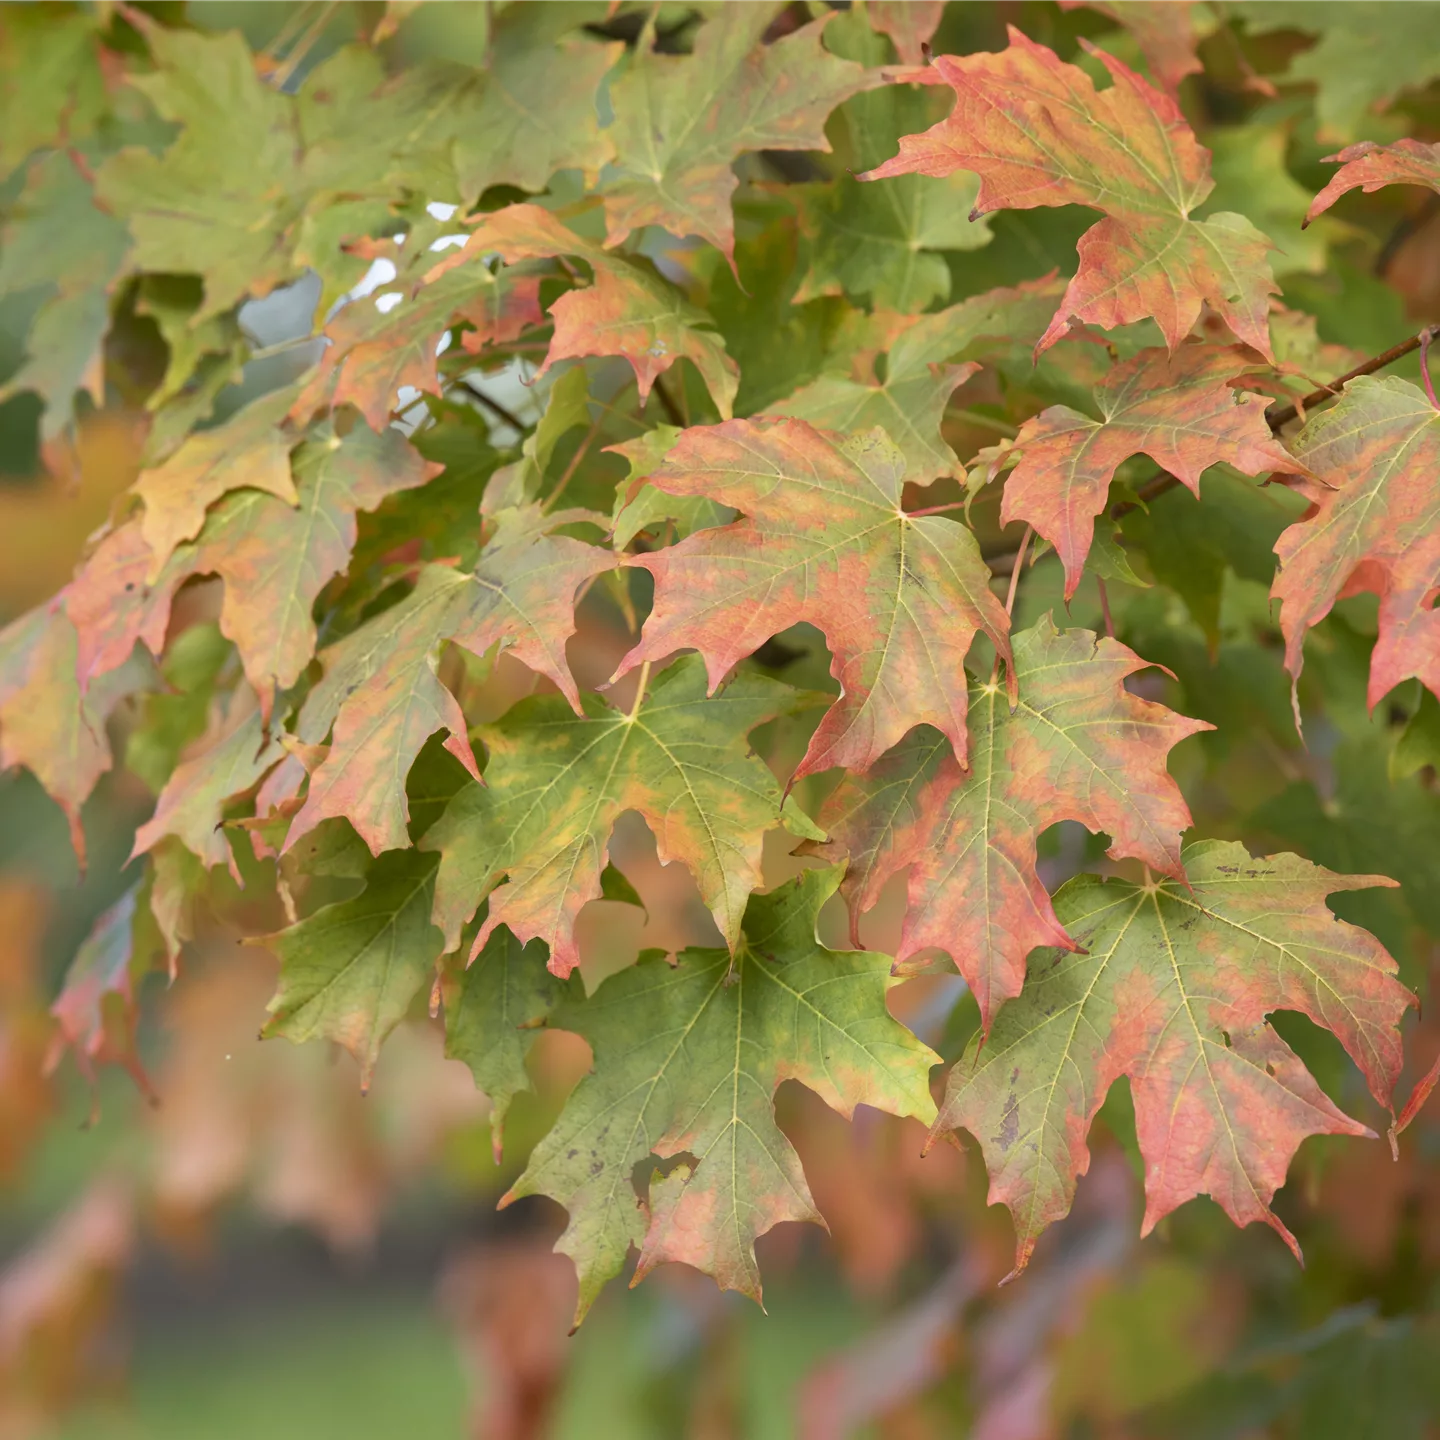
65;419;436;711
868;1;946;65
0;602;146;866
131;687;283;879
282;504;616;858
44;888;158;1107
133;388;298;576
1057;1;1204;94
1271;377;1440;714
992;344;1295;597
619;417;1012;779
64;523;179;689
818;619;1209;1027
599;5;874;263
292;240;546;432
933;841;1414;1276
860;29;1277;359
1305;139;1440;224
453;204;739;419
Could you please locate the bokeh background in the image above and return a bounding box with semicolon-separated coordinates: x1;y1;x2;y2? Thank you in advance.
4;2;1440;1437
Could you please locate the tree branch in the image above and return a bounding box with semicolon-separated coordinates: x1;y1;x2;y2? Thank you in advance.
1266;326;1437;431
1103;327;1440;523
456;379;527;434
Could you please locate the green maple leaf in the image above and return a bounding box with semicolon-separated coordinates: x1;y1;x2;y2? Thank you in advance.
770;277;1064;483
0;151;131;437
934;840;1414;1276
599;5;874;261
1204;123;1336;277
95;24;306;321
609;425;732;548
1244;2;1440;141
506;865;938;1321
792;8;991;314
442;925;562;1162
298;12;619;209
421;654;824;977
0;9;105;177
262;848;443;1089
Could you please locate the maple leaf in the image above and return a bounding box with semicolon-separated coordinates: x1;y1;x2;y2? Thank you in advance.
791;9;991;316
933;840;1413;1275
66;415;434;711
818;618;1209;1027
455;204;739;419
449;25;621;202
45;887;158;1103
189;420;439;708
608;426;732;548
0;151;131;438
599;5;874;262
867;1;946;66
506;866;938;1320
421;655;824;978
771;276;1066;483
131;687;282;879
282;500;615;858
261;848;443;1090
1305;140;1440;225
298;15;620;210
0;8;104;176
1244;2;1440;142
94;24;306;321
619;418;1013;778
133;389;299;577
1271;377;1440;713
0;603;148;865
442;926;562;1163
860;29;1277;359
992;344;1295;598
1058;1;1204;94
1202;125;1335;281
293;238;546;432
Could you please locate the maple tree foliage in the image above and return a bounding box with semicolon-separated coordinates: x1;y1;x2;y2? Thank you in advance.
6;4;1440;1399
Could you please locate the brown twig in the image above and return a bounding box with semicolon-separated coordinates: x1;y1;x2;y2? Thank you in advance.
456;379;526;434
1097;577;1114;638
1421;327;1439;410
1102;329;1437;525
540;409;606;516
1266;327;1436;431
1109;468;1186;519
992;526;1032;685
